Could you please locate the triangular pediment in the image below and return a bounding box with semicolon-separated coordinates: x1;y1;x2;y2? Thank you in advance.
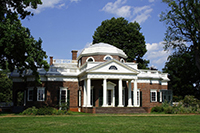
86;59;139;74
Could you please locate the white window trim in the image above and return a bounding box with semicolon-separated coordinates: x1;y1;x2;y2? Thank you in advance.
150;89;157;102
37;87;45;101
120;58;125;63
27;87;34;101
59;87;68;104
104;55;113;60
86;57;95;62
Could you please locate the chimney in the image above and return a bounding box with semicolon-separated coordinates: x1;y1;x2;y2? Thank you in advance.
71;50;78;60
50;56;53;65
133;60;136;63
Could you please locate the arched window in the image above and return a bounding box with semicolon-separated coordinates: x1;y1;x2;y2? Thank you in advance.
120;58;125;63
109;65;118;70
86;57;95;62
104;55;113;61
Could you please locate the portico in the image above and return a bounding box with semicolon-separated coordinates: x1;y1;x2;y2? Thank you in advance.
81;75;139;108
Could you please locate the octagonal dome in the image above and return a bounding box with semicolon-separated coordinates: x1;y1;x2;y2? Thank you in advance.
77;43;127;60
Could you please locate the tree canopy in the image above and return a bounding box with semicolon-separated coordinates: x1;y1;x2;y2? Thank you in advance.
160;0;200;71
0;71;12;102
0;0;49;83
163;49;200;99
92;17;149;69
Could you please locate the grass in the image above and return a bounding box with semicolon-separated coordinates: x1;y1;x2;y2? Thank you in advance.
0;113;200;132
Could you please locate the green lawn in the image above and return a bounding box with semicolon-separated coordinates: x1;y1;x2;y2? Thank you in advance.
0;114;200;133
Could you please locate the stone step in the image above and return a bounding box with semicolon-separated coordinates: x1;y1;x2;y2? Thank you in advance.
95;107;147;114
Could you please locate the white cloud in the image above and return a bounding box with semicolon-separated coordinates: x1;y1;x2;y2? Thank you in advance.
149;0;155;2
132;5;153;24
27;0;80;14
102;0;153;24
144;42;171;70
70;0;81;3
102;0;131;18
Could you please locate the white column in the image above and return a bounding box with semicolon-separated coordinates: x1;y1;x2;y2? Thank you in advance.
118;78;124;107
113;88;115;107
102;78;108;107
127;80;133;107
83;79;87;107
134;79;138;107
87;78;92;107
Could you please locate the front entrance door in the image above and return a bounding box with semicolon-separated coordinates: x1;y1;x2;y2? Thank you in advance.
108;90;112;105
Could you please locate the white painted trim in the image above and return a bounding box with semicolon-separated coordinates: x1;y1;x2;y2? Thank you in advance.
104;55;113;60
150;89;157;102
59;87;68;108
37;87;45;101
86;57;95;62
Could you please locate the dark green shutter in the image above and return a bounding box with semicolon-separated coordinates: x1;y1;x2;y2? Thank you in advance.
57;90;60;105
93;89;95;106
140;91;142;107
67;90;70;107
157;92;160;102
131;91;133;105
150;91;152;102
99;89;103;106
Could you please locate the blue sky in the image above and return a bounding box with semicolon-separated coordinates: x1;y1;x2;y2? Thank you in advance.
22;0;171;71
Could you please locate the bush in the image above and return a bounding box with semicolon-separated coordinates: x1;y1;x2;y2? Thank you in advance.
37;107;54;115
21;106;71;115
151;106;164;113
21;106;38;115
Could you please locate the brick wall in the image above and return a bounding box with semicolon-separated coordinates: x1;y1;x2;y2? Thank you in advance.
13;81;79;109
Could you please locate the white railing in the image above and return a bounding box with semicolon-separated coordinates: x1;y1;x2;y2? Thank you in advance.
53;59;77;64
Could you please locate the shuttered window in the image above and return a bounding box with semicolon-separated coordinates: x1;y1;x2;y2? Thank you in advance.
150;89;157;102
37;87;45;101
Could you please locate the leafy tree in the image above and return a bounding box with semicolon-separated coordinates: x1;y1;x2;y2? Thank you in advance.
163;48;200;99
160;0;200;71
0;71;12;102
92;17;149;69
0;0;49;83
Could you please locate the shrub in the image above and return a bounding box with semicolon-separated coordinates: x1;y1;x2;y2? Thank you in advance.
21;106;38;115
151;106;164;113
164;106;173;114
37;107;54;115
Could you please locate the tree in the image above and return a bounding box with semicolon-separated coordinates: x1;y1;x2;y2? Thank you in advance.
0;71;12;102
92;17;149;69
163;48;200;99
160;0;200;71
0;0;49;83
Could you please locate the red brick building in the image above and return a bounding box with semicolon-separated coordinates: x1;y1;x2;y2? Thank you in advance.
11;43;171;113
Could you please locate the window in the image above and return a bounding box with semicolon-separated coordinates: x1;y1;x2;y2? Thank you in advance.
59;87;70;109
104;55;113;61
150;90;157;102
37;87;45;101
120;58;125;63
60;88;67;104
27;88;33;101
109;65;117;70
86;57;95;62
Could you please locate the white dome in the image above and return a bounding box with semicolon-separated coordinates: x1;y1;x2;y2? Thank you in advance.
77;43;127;60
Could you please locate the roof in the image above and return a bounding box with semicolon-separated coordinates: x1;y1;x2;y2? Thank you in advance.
77;43;127;60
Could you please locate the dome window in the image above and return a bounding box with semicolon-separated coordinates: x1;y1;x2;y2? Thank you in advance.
104;55;113;61
120;58;125;63
109;65;118;70
86;57;95;62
